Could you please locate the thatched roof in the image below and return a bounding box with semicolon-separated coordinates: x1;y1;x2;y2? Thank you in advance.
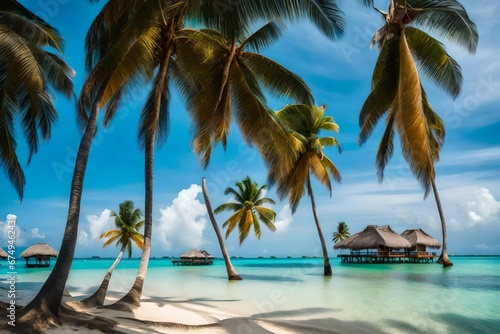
401;229;441;249
180;249;211;258
334;225;411;250
0;247;8;259
19;243;59;258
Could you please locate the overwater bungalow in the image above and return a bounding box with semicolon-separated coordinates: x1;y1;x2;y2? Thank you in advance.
334;225;411;263
19;243;59;267
171;249;215;266
401;228;440;262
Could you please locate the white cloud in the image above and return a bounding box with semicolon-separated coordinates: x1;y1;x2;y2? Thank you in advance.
31;228;45;239
475;243;489;249
275;205;293;233
156;184;207;251
87;209;114;240
78;230;90;247
468;211;483;222
77;209;114;248
462;187;500;226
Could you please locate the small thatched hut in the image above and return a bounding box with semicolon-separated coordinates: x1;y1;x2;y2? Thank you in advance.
401;228;441;256
0;247;8;259
20;243;58;267
334;225;411;262
172;249;214;266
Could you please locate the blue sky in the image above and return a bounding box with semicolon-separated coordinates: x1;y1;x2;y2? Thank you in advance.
1;0;499;258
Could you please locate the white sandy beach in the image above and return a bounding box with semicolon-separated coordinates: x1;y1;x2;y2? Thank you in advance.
53;291;375;334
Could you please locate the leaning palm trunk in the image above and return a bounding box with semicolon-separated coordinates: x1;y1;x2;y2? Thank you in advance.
80;248;125;307
307;175;332;276
15;87;107;331
202;178;242;280
432;179;453;267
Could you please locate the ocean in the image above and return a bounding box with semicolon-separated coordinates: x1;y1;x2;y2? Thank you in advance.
2;256;499;333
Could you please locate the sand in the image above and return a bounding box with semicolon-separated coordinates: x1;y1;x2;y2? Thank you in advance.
47;291;374;334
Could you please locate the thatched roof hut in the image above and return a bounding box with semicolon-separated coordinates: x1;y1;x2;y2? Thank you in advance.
401;229;441;249
180;249;212;259
20;243;58;267
334;225;411;250
173;249;214;266
0;247;8;259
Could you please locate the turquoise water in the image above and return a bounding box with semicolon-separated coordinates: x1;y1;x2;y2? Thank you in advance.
2;256;499;333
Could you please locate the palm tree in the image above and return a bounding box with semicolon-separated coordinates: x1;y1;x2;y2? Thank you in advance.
358;0;478;267
215;176;277;245
0;0;74;200
333;221;350;255
81;201;144;307
16;0;353;329
333;221;350;243
201;178;241;280
271;104;342;276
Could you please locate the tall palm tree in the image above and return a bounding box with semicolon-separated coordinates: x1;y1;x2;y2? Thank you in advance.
201;178;241;280
333;221;350;243
358;0;478;267
272;104;342;276
16;0;354;329
81;201;144;307
215;176;277;245
0;0;74;200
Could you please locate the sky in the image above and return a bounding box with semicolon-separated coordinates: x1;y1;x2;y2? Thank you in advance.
1;0;499;258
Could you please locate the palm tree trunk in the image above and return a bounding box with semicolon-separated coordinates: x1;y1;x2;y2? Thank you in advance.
432;178;453;267
307;174;332;276
202;178;242;280
109;39;173;311
80;248;125;307
15;85;107;331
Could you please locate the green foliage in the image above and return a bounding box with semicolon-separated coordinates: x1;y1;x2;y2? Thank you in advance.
215;177;277;244
0;0;74;200
100;200;144;258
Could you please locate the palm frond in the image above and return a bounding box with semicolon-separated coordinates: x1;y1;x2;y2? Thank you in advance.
393;31;435;197
240;21;283;52
406;27;462;98
223;209;245;238
359;40;399;144
376;113;395;182
409;0;478;54
309;152;332;195
243;53;314;105
214;202;245;214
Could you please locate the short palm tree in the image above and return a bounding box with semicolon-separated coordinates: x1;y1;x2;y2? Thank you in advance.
0;0;74;200
359;0;478;267
272;104;342;276
81;201;144;307
215;177;277;245
333;221;350;243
